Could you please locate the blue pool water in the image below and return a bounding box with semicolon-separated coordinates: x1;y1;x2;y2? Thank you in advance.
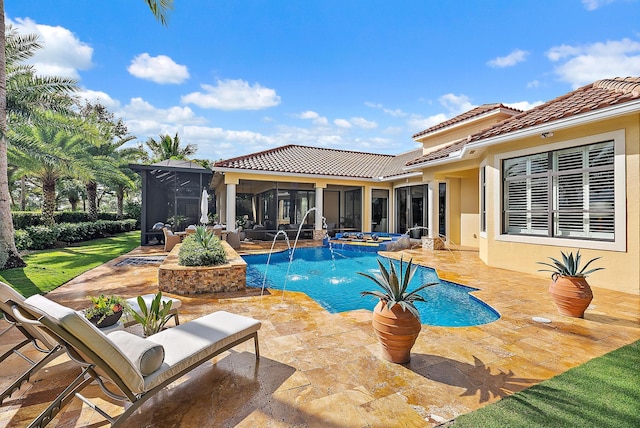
243;247;500;327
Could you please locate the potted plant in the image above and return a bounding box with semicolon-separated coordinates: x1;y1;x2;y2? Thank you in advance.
358;257;435;363
537;250;604;318
85;294;126;328
128;291;174;337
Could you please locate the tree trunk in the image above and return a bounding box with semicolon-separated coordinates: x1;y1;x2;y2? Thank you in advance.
86;180;97;221
116;187;124;219
42;177;56;226
0;2;25;269
20;175;26;210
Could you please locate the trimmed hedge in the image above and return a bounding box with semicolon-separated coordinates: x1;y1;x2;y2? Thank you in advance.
178;234;227;266
15;219;137;251
11;211;137;229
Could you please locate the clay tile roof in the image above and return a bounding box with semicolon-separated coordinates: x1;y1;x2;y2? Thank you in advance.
214;144;421;179
412;103;522;139
468;76;640;143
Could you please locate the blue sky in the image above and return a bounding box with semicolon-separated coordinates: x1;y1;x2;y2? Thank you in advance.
6;0;640;161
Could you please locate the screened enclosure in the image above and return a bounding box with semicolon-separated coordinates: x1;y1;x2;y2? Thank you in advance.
131;160;213;245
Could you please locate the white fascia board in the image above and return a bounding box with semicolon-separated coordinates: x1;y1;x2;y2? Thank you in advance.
407;99;640;169
376;172;422;182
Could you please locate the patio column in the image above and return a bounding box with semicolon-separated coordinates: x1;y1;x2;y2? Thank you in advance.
226;183;236;230
427;182;436;238
314;184;325;240
424;182;444;250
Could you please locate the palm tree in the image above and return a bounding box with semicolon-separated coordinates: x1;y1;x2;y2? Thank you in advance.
9;120;94;226
145;133;197;162
78;101;141;220
0;0;173;269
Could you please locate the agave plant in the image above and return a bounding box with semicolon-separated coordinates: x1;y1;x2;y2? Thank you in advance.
358;257;436;319
537;250;604;280
193;225;217;249
128;291;174;337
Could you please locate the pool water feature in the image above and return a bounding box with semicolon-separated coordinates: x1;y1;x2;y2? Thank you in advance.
243;247;500;327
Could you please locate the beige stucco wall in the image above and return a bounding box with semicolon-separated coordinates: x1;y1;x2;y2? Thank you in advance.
481;114;640;295
415;111;517;155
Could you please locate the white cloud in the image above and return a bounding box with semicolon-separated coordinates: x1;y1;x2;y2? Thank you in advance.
527;80;541;88
383;108;407;117
505;101;544;111
294;110;328;125
9;17;93;79
295;110;320;119
438;93;474;115
333;117;377;129
364;101;383;108
351;117;378;129
407;113;448;133
120;97;207;126
546;38;640;88
487;49;529;68
181;79;281;110
76;89;120;110
334;118;352;128
582;0;615;10
127;53;189;84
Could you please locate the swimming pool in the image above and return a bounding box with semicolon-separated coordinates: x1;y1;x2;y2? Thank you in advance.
243;247;500;327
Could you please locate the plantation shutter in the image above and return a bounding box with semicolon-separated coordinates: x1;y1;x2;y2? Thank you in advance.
503;140;614;241
503;153;549;235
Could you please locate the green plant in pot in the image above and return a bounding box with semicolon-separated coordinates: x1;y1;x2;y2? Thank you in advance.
85;294;126;327
537;250;604;318
358;257;435;363
128;291;174;337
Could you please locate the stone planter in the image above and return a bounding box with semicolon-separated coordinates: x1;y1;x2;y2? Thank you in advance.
158;241;247;295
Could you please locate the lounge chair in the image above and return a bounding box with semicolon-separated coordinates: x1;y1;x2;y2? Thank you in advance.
162;227;181;252
225;231;242;249
0;282;65;404
9;293;261;427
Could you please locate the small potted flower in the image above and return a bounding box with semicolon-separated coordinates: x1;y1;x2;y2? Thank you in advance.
85;294;126;328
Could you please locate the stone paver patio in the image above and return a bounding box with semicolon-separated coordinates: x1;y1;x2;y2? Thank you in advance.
1;241;639;427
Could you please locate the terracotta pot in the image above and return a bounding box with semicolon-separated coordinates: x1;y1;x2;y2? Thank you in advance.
548;275;593;318
371;300;422;363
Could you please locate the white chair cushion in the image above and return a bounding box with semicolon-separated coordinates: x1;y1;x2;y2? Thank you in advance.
23;295;146;394
142;311;261;390
108;331;165;375
126;294;182;314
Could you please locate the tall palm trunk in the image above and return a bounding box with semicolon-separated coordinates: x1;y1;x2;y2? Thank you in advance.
0;2;25;268
20;175;26;210
41;176;56;226
86;180;98;221
116;186;125;219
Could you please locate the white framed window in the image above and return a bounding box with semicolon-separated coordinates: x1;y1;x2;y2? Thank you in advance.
495;130;626;251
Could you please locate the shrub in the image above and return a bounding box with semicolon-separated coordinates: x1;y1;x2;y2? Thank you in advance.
178;234;227;266
11;212;44;229
16;219;139;250
25;225;61;250
14;230;33;251
56;211;91;224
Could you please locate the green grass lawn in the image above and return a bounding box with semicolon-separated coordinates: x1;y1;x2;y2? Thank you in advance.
0;231;140;297
450;339;640;427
